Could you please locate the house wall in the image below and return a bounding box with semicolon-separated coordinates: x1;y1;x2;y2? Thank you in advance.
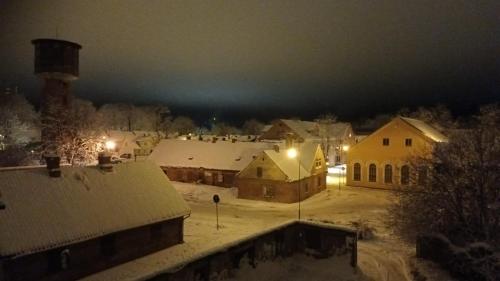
162;167;237;188
2;217;184;281
237;172;326;203
346;118;434;189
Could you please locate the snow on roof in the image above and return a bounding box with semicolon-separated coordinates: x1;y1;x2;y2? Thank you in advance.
400;117;448;142
264;151;310;182
261;124;273;133
107;130;141;155
148;139;273;171
0;161;190;257
280;119;317;139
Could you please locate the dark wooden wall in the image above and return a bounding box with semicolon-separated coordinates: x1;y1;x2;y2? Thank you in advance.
2;217;184;281
162;167;237;188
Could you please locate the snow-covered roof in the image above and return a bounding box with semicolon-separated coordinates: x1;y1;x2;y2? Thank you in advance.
263;143;321;181
148;139;273;171
0;161;190;257
281;119;318;139
106;130;141;155
400;117;448;143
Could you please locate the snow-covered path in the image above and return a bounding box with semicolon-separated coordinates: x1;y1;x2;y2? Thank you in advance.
173;178;413;281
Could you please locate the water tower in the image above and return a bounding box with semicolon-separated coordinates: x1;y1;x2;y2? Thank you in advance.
32;38;82;154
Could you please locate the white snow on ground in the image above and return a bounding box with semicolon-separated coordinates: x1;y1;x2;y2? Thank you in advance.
83;174;439;281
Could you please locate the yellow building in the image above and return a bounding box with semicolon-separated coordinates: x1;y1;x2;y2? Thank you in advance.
346;116;447;189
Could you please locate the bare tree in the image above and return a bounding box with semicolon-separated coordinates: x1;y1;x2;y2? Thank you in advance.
242;119;264;135
387;104;500;249
170;116;197;135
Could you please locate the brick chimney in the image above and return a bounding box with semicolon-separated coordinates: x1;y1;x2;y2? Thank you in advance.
45;155;61;177
98;152;113;172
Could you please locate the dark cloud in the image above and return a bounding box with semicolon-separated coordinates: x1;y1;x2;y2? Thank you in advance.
0;0;498;122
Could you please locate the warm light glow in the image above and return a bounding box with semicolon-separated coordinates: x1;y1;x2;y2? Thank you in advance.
287;148;298;158
342;145;349;151
105;140;116;151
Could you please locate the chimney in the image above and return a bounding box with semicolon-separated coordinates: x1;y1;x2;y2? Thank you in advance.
232;138;237;143
45;155;61;177
273;144;280;153
98;152;113;172
212;137;218;143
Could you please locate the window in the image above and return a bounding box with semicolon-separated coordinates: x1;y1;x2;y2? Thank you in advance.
304;183;309;193
369;164;377;182
100;234;117;257
401;165;410;185
353;163;361;181
217;172;224;182
405;138;412;147
383;138;389;146
317;177;321;187
48;249;70;272
263;186;275;198
384;164;392;183
257;167;263;178
335;155;341;163
315;158;322;169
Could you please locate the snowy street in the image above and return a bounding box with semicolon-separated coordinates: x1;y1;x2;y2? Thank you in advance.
174;175;414;281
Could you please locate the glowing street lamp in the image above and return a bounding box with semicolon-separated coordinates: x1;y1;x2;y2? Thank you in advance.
342;145;349;152
105;140;116;152
287;146;301;220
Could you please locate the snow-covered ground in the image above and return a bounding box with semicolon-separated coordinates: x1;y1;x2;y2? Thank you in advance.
83;174;453;281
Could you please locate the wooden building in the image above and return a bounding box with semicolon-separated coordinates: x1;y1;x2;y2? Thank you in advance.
0;160;190;281
148;139;273;187
237;142;327;203
346;116;448;189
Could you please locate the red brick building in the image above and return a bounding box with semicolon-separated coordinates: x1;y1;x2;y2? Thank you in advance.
148;139;273;187
0;161;190;281
237;142;327;203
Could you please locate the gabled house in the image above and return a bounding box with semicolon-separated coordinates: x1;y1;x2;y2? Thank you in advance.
236;142;327;203
148;139;273;187
346;116;448;189
0;160;190;281
259;119;355;164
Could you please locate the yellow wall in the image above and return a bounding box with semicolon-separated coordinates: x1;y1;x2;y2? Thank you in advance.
346;117;433;189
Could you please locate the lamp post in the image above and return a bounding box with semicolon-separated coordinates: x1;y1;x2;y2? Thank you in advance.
287;145;301;220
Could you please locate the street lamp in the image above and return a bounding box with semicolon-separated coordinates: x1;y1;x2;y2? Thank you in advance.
287;146;301;220
105;140;116;152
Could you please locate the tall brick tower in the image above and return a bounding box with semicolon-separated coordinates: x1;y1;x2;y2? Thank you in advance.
32;39;82;155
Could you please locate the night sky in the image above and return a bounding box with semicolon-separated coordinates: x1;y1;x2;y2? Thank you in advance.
0;0;498;123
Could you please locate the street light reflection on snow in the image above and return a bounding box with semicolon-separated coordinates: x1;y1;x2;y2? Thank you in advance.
287;148;298;159
105;140;116;151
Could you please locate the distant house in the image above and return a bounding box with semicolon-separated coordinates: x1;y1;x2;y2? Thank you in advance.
346;116;448;189
0;160;190;281
237;142;327;203
106;130;163;159
148;139;273;187
259;119;355;164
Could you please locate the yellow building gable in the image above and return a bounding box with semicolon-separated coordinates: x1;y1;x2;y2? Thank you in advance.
346;117;445;189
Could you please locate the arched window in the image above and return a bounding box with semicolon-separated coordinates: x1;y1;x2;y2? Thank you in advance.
401;165;410;185
353;163;361;181
384;164;392;183
369;164;377;182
